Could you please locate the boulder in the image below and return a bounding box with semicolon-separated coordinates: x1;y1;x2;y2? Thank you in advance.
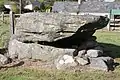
85;49;103;58
14;13;109;42
75;56;89;65
89;57;115;71
97;57;114;71
8;39;75;62
77;50;86;58
89;58;108;71
0;54;8;65
54;54;77;70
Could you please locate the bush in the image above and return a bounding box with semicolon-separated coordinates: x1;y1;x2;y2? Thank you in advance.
0;4;6;12
33;6;40;12
0;2;10;14
11;2;19;14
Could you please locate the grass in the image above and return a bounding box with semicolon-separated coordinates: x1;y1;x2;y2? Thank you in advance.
94;31;120;59
0;67;120;80
1;23;120;80
0;16;10;48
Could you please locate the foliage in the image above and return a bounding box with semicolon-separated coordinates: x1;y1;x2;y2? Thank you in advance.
40;0;55;12
0;17;9;48
33;6;40;12
0;3;6;12
11;2;19;14
0;0;4;4
94;31;120;58
0;1;10;14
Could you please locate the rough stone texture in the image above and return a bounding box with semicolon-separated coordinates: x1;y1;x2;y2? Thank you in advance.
14;12;109;42
98;57;114;70
89;58;108;71
54;54;77;70
85;49;103;58
0;54;8;65
8;39;75;62
89;57;114;71
77;50;86;58
75;56;89;65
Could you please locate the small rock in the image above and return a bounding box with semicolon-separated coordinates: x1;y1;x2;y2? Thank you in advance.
63;55;74;64
89;58;108;71
0;54;8;65
85;49;103;58
55;54;77;70
75;57;89;65
98;57;114;71
77;50;86;57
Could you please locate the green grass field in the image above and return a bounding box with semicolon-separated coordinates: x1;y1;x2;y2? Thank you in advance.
0;16;10;48
1;20;120;80
0;67;120;80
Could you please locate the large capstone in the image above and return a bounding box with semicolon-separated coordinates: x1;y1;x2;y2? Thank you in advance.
14;12;109;42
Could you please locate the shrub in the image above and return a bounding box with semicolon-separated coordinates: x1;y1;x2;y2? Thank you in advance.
11;2;19;14
33;6;40;12
0;1;10;14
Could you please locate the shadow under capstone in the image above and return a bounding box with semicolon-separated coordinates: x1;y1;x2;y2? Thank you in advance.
99;43;120;59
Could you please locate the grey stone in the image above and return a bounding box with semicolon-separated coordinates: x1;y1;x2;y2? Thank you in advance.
0;54;8;65
54;54;77;70
8;39;75;62
98;57;114;70
89;58;108;71
98;57;114;62
14;12;109;42
89;57;114;71
75;57;89;65
77;50;86;57
85;49;103;58
8;39;31;59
